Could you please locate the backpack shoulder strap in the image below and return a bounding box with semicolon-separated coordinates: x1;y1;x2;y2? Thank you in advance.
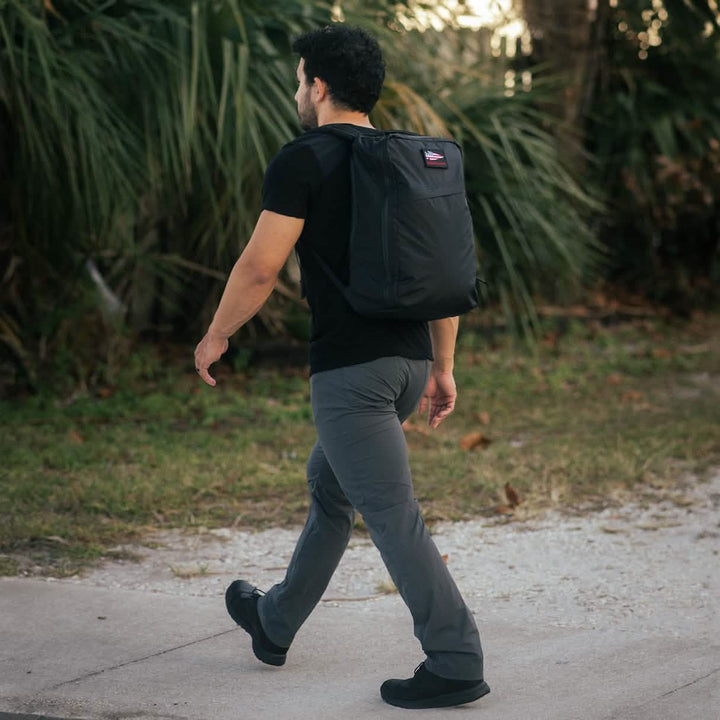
315;124;392;142
314;124;361;141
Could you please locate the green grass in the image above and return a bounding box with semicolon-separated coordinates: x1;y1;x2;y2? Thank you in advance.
1;314;718;575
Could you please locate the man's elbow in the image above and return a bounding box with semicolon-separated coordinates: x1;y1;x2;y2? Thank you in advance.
250;268;279;287
237;258;279;287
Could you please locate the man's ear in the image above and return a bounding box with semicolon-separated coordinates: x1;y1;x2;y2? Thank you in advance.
313;76;329;102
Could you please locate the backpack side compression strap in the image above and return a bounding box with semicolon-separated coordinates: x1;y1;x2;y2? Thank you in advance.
311;124;405;310
292;126;363;302
304;125;368;304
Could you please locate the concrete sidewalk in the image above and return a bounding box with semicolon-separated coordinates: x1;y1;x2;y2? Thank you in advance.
1;578;718;720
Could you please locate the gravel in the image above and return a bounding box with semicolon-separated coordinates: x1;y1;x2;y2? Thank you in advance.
53;470;720;640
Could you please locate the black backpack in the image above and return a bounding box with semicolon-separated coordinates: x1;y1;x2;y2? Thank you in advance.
307;125;479;321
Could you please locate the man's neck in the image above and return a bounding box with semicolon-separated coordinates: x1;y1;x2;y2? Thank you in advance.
317;109;374;129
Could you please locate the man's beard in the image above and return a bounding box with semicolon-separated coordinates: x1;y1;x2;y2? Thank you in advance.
298;94;318;131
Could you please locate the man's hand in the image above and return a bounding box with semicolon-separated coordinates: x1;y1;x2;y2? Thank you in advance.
418;370;457;429
194;331;229;387
192;210;304;387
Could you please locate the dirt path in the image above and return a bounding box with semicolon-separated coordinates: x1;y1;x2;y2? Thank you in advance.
51;470;720;639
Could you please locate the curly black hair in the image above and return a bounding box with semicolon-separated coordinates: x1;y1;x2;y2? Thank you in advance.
292;25;385;115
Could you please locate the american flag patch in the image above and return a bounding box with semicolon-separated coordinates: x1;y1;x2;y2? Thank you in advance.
422;149;448;168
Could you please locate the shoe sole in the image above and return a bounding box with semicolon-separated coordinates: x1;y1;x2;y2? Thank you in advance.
225;582;286;667
381;680;490;709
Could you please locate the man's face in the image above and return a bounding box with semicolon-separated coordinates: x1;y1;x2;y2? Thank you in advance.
295;59;318;131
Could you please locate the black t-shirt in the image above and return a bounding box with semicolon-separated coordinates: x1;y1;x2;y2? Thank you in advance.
262;124;432;375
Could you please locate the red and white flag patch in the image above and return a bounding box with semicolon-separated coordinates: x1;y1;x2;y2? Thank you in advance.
422;149;448;168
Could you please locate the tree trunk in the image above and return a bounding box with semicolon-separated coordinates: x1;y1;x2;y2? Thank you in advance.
521;0;608;171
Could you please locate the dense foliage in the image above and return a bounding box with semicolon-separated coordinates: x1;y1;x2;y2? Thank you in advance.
521;0;720;307
2;0;716;394
1;1;327;392
587;0;720;308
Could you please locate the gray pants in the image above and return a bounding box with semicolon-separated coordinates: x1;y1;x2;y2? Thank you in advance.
257;356;484;680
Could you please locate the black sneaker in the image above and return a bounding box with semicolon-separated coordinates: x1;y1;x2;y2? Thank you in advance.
225;580;288;667
380;662;490;709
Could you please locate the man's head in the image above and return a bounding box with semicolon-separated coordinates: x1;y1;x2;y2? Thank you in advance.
292;25;385;130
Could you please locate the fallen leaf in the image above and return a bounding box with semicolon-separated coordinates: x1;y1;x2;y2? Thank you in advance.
599;526;625;534
651;347;672;359
637;521;681;531
504;482;521;508
621;390;643;402
476;411;490;426
542;331;560;350
69;429;84;445
496;504;515;516
605;373;623;386
96;387;115;399
402;420;431;436
376;579;398;595
258;462;281;475
633;402;654;411
459;431;491;451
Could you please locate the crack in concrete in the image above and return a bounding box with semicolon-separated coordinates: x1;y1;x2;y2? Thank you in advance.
660;666;720;698
44;628;238;692
603;664;720;718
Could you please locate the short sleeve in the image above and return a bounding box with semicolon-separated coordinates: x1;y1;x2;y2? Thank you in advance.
261;141;317;219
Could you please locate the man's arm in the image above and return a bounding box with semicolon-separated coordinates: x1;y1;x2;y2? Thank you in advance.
429;316;459;373
194;210;304;386
418;316;459;428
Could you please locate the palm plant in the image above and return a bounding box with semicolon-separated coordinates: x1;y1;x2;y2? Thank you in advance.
1;0;602;393
1;0;330;390
1;0;143;388
445;75;603;334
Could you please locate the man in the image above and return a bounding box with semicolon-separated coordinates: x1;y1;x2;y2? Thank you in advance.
194;25;489;710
